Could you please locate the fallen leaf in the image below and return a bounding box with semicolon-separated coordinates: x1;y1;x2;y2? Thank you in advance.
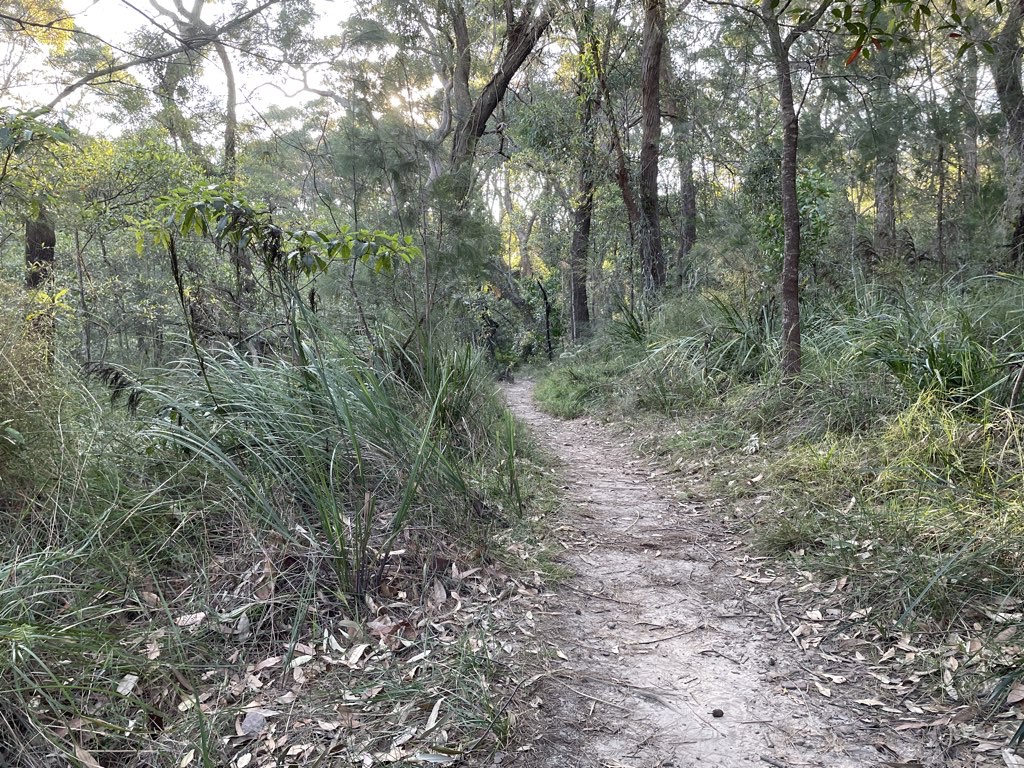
116;673;139;697
175;612;206;629
411;754;458;765
1007;684;1024;705
425;697;444;732
814;681;831;698
75;745;103;768
254;656;282;673
347;644;371;668
179;749;195;767
855;698;886;707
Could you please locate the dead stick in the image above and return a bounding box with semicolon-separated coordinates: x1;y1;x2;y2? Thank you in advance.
626;627;699;645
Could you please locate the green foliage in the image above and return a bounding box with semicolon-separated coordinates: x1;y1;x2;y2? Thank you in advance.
855;278;1024;409
607;294;650;347
0;109;71;211
742;149;834;275
0;311;529;764
535;352;632;419
155;183;419;276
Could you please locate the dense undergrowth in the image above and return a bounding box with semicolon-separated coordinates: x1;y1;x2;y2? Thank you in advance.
537;272;1024;696
0;283;546;766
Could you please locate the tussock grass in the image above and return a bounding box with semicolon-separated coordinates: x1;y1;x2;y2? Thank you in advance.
0;292;542;766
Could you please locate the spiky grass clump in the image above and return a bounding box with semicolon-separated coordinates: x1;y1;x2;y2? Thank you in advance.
0;303;534;766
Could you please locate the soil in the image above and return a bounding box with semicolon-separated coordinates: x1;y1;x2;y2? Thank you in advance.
501;379;961;768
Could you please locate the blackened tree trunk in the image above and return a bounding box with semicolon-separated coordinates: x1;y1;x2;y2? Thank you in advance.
25;212;55;290
638;0;666;293
26;211;56;360
568;163;594;339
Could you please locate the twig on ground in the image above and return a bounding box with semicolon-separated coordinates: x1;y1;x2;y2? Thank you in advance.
774;594;806;653
550;676;631;712
625;627;699;645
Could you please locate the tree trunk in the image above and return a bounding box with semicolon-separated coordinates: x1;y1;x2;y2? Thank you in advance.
213;40;237;178
873;152;898;261
871;52;900;262
448;0;554;182
568;1;600;339
937;142;946;270
661;56;697;288
25;212;55;290
74;229;92;361
763;2;802;379
26;211;56;360
568;165;594;340
961;45;980;192
679;170;697;285
638;0;665;293
989;0;1024;264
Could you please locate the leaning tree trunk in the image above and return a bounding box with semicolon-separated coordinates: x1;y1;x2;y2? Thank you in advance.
638;0;666;293
448;0;555;188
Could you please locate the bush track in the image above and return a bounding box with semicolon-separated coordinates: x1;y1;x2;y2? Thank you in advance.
505;379;952;768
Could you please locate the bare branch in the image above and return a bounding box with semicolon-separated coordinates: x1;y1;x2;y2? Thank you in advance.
45;0;280;108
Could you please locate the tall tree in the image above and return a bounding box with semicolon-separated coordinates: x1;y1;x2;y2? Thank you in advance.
660;37;698;287
638;0;666;292
755;0;834;378
567;0;600;338
446;0;555;193
985;0;1024;263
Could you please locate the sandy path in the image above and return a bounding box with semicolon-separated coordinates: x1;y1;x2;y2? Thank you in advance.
505;379;936;768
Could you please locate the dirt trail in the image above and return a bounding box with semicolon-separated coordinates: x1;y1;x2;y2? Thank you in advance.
505;380;939;768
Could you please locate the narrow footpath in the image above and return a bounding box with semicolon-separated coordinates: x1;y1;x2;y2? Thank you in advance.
505;379;946;768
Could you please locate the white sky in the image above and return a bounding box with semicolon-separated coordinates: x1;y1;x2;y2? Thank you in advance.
6;0;354;128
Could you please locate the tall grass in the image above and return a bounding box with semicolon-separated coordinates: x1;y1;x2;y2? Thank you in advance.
141;338;481;604
0;290;527;766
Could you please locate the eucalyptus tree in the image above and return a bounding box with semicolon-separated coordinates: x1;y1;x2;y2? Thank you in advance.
638;0;666;292
566;0;601;336
973;1;1024;263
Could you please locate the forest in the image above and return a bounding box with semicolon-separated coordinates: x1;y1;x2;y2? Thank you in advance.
3;0;1024;765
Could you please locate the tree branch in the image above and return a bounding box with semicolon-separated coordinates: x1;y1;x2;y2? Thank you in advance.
45;0;280;108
